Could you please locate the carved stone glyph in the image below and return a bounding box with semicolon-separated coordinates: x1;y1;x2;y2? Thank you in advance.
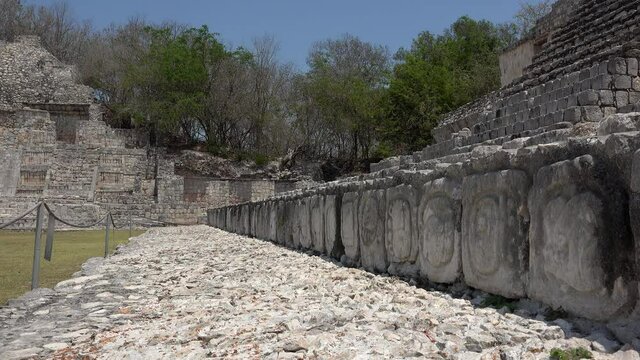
359;189;388;273
297;198;312;249
418;178;462;284
310;195;325;253
385;185;418;277
462;170;529;298
529;155;635;320
323;195;340;258
340;192;360;265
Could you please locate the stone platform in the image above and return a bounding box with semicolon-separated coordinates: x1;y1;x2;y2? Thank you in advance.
1;226;636;359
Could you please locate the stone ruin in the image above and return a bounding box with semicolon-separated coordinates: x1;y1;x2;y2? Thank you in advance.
0;36;307;228
208;0;640;344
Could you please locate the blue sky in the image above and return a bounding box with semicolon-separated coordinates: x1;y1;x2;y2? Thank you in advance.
31;0;538;70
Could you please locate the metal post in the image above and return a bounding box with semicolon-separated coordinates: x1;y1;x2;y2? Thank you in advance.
44;212;55;261
129;210;132;238
31;204;43;290
104;214;110;258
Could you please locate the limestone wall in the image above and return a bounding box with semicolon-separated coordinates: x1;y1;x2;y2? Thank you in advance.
499;40;536;87
0;36;311;228
209;121;640;341
0;36;92;109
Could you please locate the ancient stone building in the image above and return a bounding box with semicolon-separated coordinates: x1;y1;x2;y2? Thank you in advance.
0;36;304;227
210;0;640;344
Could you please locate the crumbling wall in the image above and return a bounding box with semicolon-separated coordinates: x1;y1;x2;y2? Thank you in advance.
0;36;92;109
210;125;640;339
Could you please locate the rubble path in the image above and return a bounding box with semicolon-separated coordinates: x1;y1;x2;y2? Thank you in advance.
0;226;637;359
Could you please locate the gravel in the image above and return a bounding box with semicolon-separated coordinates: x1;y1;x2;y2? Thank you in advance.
0;226;638;359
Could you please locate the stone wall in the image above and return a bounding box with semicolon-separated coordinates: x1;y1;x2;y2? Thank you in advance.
499;40;536;87
211;0;640;344
210;125;640;340
0;36;92;109
0;37;310;228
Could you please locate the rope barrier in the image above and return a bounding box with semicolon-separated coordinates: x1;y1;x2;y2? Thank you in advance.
0;203;42;230
41;202;109;229
0;201;193;291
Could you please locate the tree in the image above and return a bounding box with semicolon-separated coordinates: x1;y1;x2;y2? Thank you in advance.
0;0;22;41
513;0;554;39
382;16;513;153
125;25;228;144
297;34;391;162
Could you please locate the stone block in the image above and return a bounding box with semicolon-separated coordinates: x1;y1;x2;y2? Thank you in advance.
597;113;640;135
359;189;388;273
340;192;360;265
564;107;582;123
634;77;640;91
418;178;462;284
609;57;627;74
529;155;636;320
268;201;277;242
616;91;630;108
309;195;325;253
323;195;341;258
628;58;638;76
385;184;419;277
578;90;599;106
461;170;529;298
600;90;614;106
581;106;603;122
615;75;632;90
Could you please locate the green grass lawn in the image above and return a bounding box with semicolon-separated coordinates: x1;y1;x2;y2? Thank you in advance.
0;229;145;305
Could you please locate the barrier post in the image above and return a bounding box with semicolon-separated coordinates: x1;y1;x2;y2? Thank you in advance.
104;214;110;258
31;203;43;290
129;211;132;238
44;212;55;261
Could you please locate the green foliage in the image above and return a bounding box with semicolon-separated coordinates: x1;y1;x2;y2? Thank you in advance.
549;347;593;360
480;294;518;312
298;34;391;160
126;25;228;137
382;16;513;154
252;153;270;167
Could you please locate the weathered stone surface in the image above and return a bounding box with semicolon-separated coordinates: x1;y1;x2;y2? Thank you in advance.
418;178;462;284
528;155;636;320
340;192;359;265
358;189;388;273
323;195;341;258
2;226;622;358
385;184;419;277
598;113;640;135
309;195;325;253
461;170;529;298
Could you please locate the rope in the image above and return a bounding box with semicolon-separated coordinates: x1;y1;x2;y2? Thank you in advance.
0;201;193;230
41;202;109;229
0;203;42;230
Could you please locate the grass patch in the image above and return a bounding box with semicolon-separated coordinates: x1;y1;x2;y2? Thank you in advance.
550;347;593;360
0;229;144;305
480;294;518;312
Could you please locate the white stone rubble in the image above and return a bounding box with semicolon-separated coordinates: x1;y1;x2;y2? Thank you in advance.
0;226;638;359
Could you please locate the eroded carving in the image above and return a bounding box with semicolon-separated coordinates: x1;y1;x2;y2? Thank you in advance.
385;185;418;276
462;170;529;298
529;155;634;320
323;195;339;257
340;192;359;264
310;195;325;253
418;178;461;284
359;189;387;273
